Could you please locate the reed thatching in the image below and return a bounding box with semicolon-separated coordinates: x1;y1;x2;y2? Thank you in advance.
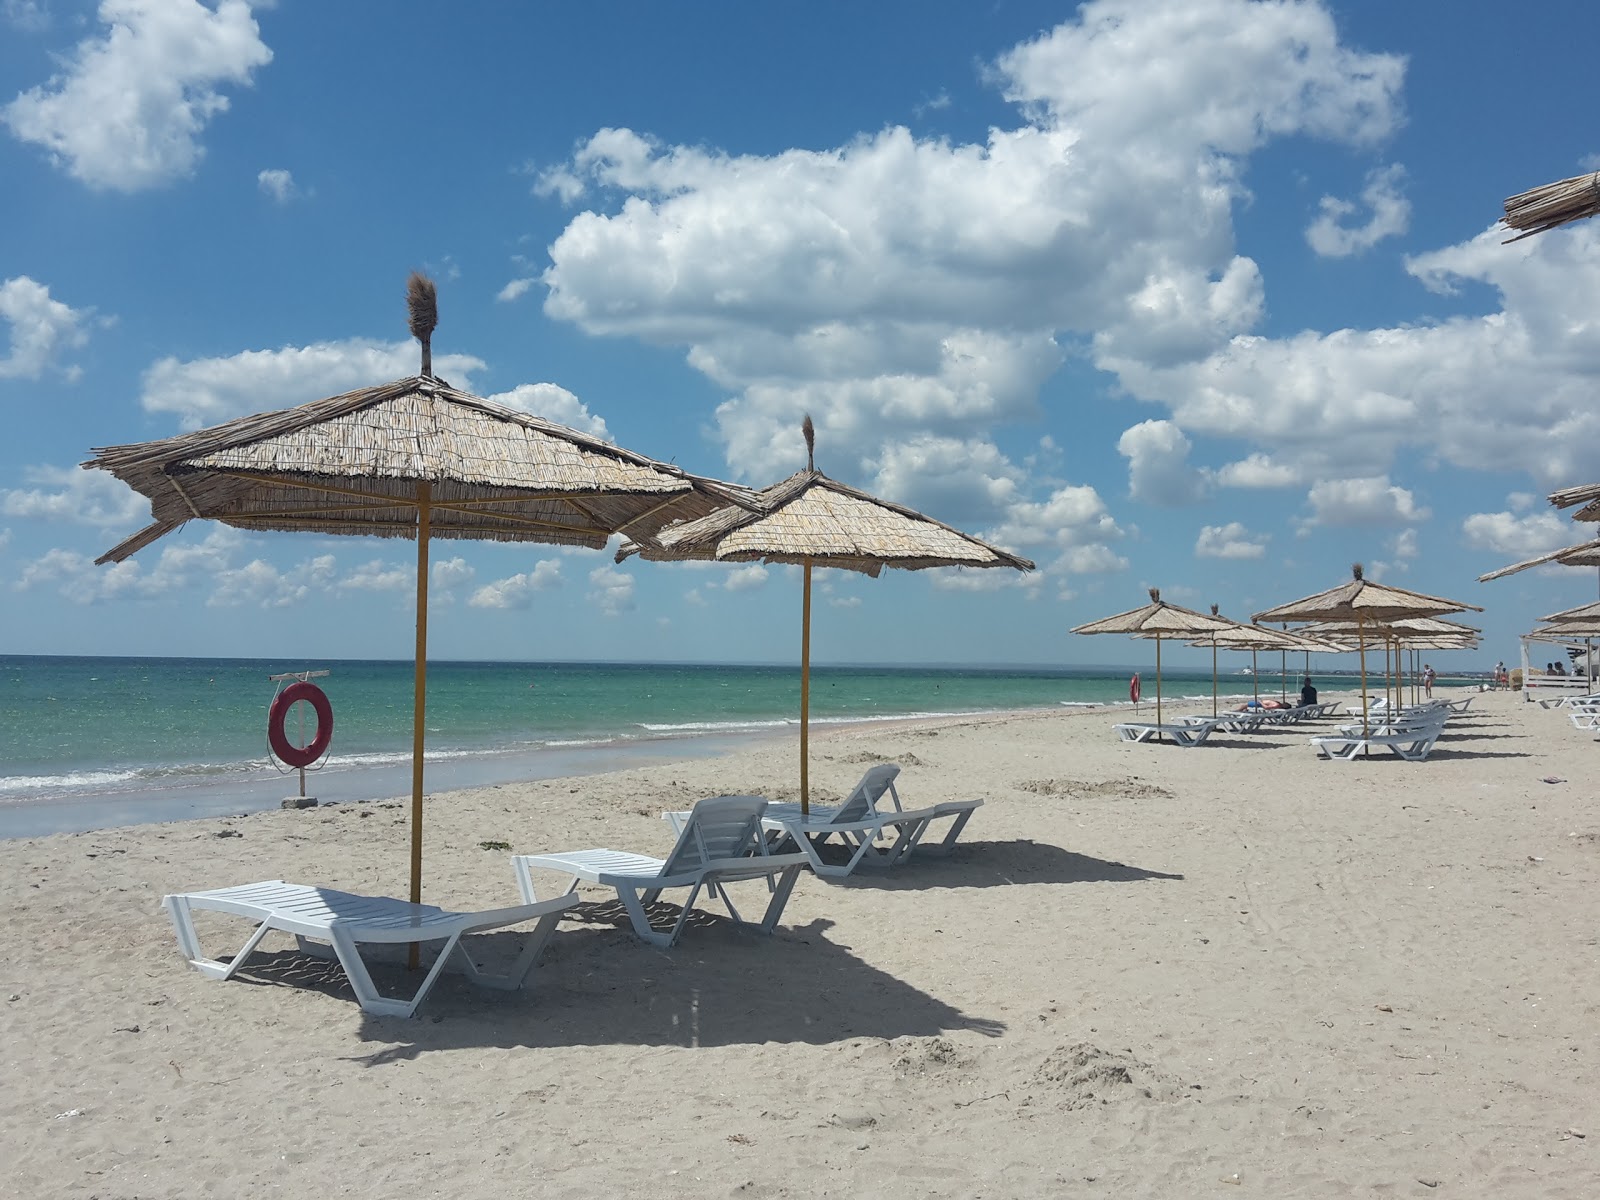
1071;587;1234;636
1477;537;1600;583
1252;564;1479;624
85;376;744;563
1547;482;1600;521
620;466;1033;575
1502;171;1600;242
1541;600;1600;623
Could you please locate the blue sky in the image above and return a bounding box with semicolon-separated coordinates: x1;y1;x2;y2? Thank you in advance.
3;0;1599;670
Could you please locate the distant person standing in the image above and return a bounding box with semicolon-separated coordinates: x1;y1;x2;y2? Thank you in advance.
1423;664;1436;698
1494;660;1507;689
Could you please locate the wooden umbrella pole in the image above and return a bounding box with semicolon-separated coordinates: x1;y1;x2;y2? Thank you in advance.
800;558;812;814
1155;635;1163;730
409;484;431;971
1211;640;1218;717
1252;649;1259;702
1358;616;1370;741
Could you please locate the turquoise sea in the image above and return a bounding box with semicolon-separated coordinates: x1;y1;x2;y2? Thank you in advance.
0;654;1281;838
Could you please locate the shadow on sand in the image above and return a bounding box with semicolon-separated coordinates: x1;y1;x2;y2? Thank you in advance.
822;839;1184;891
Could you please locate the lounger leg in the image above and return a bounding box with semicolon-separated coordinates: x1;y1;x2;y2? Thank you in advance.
164;895;277;982
328;926;461;1019
929;808;976;853
513;859;580;907
877;819;927;867
450;908;568;992
788;833;841;878
758;865;802;934
615;885;675;948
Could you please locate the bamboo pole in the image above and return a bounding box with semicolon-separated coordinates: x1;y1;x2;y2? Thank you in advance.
409;482;431;968
800;558;812;814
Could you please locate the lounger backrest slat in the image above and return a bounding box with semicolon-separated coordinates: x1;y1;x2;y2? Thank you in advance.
661;794;768;874
836;763;901;820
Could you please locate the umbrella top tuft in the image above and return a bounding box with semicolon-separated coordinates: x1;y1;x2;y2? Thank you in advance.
802;414;815;472
406;273;438;377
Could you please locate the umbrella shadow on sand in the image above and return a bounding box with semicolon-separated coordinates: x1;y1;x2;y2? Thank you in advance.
335;916;1005;1058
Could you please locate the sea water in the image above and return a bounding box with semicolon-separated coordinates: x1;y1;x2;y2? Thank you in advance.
0;654;1266;837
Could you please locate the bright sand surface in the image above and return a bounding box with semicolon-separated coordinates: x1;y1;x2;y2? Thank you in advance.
3;689;1596;1198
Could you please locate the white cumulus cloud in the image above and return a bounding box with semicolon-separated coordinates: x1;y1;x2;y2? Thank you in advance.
487;382;610;440
1462;508;1573;557
1300;476;1429;529
721;564;769;592
256;167;297;202
1305;164;1410;257
1117;420;1208;505
469;561;563;609
586;564;635;616
0;276;94;380
141;338;486;429
1;464;145;527
530;0;1404;573
3;0;273;191
1196;521;1267;559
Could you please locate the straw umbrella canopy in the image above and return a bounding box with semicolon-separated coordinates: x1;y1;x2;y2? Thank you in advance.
1541;600;1600;623
1072;589;1233;728
1477;537;1600;583
619;417;1033;811
1253;564;1481;731
1501;171;1600;242
84;275;742;912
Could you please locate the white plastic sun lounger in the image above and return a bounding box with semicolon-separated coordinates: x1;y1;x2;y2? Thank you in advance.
1115;721;1216;746
512;794;809;948
662;764;980;878
1310;729;1441;761
758;771;980;877
163;880;578;1018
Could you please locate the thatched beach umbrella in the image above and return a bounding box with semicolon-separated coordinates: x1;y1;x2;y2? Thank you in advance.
1501;171;1600;242
1253;565;1481;733
1073;589;1233;730
619;417;1033;811
84;275;741;914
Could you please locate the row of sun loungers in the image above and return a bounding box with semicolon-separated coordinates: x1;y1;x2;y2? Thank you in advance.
1116;696;1460;761
1114;700;1340;747
163;764;979;1017
1312;701;1453;761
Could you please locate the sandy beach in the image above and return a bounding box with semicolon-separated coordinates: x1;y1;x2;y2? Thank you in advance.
3;689;1596;1198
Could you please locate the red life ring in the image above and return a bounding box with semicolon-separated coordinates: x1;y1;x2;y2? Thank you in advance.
1129;673;1142;704
268;682;333;768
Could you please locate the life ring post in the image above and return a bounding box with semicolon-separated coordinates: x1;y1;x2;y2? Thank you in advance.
267;673;334;807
